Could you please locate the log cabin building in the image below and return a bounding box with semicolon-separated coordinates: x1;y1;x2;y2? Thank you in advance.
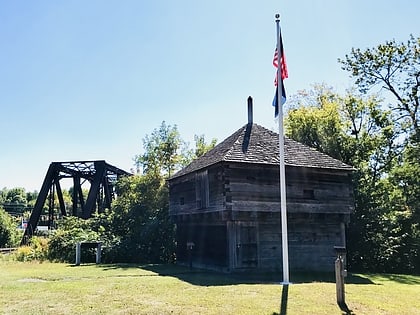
168;98;354;272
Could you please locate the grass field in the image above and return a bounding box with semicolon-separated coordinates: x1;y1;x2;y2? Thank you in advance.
1;260;419;314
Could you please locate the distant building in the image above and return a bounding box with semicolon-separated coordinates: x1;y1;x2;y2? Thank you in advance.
168;99;354;272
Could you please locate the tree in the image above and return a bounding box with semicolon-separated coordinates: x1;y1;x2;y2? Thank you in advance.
107;174;175;263
285;85;397;170
384;142;420;272
25;191;38;208
1;187;27;214
340;35;420;273
111;123;217;263
135;121;186;178
181;134;217;166
284;86;420;273
339;35;419;140
109;122;218;263
285;85;349;162
0;188;6;204
135;121;217;178
192;134;217;158
0;207;20;247
5;187;27;204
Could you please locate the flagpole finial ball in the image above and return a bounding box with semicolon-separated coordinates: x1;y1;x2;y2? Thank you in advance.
275;13;280;19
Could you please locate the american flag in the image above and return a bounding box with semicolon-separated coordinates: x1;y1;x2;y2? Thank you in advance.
272;32;288;117
273;36;288;86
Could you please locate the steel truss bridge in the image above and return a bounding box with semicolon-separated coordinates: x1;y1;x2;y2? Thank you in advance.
21;160;131;244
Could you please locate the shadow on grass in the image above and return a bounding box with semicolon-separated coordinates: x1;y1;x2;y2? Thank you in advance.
271;283;289;315
95;263;374;286
338;302;356;315
367;273;420;285
271;285;357;315
272;284;357;315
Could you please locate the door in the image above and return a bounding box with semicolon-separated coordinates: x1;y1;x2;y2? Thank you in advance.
235;222;258;268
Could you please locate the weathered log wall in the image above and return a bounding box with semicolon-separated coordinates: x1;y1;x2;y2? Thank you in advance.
226;163;353;215
169;161;353;272
169;165;225;215
257;213;346;271
169;162;353;217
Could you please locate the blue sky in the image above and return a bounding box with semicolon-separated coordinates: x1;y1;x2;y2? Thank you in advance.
0;0;418;191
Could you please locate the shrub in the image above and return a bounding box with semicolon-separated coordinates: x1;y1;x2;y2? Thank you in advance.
13;236;49;262
47;217;102;262
0;207;20;247
30;236;49;261
14;246;33;262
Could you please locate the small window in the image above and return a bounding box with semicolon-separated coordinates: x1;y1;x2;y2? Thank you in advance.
180;197;185;205
195;170;209;209
303;189;315;199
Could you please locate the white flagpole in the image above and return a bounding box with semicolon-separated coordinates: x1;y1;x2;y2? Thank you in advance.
275;13;290;284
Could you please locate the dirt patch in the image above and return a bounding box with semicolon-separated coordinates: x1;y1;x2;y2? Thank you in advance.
18;278;47;283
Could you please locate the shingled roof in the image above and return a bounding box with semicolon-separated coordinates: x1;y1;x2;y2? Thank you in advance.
171;123;354;179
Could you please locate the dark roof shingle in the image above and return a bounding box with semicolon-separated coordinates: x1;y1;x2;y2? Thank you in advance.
171;123;354;179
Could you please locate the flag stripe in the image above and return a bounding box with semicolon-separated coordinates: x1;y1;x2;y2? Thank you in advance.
273;33;288;85
273;50;288;80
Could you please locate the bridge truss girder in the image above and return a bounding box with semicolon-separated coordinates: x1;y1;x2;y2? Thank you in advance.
21;160;131;244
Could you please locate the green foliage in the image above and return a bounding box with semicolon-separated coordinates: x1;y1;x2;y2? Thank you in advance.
385;144;420;272
285;85;397;169
182;134;217;165
47;216;102;262
193;134;217;158
135;121;186;177
13;246;32;261
287;35;420;274
338;35;420;274
285;84;418;273
5;187;27;204
339;34;419;140
45;145;178;264
14;236;49;262
134;121;217;177
0;207;20;247
107;174;176;263
1;187;28;214
116;121;215;264
286;85;349;162
44;174;176;264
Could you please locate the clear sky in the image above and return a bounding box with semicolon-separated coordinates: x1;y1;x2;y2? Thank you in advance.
0;0;418;191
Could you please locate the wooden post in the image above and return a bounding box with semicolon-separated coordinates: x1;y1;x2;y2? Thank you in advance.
75;241;102;266
96;242;102;264
335;256;345;305
186;242;195;270
334;246;346;305
75;242;81;266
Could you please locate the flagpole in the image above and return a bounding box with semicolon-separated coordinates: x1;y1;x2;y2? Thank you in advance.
275;13;290;284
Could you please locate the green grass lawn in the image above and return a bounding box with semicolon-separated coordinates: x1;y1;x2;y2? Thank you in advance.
1;260;419;314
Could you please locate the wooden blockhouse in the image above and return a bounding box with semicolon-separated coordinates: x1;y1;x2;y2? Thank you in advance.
168;99;354;272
